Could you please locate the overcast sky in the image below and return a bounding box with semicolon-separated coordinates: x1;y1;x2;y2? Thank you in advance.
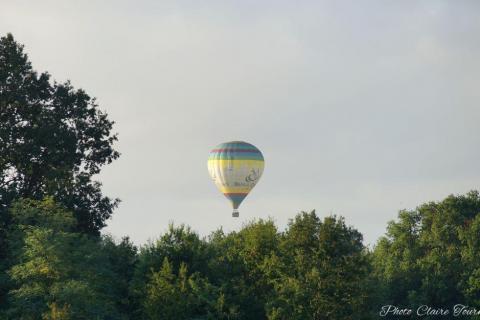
1;0;479;245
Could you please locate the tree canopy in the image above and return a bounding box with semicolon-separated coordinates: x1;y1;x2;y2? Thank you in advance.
372;191;480;319
0;33;119;235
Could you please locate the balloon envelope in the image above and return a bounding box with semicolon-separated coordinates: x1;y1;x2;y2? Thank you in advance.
208;141;264;217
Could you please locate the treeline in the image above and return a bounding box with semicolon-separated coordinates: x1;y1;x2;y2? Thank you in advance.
2;197;371;319
3;192;480;319
2;33;480;319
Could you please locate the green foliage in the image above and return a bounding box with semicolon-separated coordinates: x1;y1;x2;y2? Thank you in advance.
142;256;239;320
143;258;198;319
373;191;480;318
6;193;480;319
101;235;138;315
1;198;374;319
207;219;280;319
4;198;135;319
131;216;372;320
0;33;119;235
0;32;119;313
266;212;371;320
129;224;212;317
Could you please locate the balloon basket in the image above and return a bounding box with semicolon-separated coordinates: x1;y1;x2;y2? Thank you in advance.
232;210;239;218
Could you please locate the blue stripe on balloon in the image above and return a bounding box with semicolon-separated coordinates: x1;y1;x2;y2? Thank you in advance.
224;193;247;209
216;141;257;150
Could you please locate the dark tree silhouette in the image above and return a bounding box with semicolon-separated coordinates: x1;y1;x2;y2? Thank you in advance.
0;33;120;235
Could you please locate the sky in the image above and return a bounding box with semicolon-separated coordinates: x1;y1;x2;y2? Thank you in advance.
1;0;479;246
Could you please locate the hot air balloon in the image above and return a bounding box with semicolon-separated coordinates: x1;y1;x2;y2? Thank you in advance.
208;141;264;217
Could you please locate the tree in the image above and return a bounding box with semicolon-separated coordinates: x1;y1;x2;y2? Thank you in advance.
266;212;372;320
143;257;190;320
372;191;480;318
0;33;119;312
0;33;119;235
100;235;138;316
130;224;213;318
208;219;279;320
143;256;239;320
5;198;127;319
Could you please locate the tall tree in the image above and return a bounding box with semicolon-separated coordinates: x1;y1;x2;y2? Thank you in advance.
266;212;372;320
130;224;212;318
372;191;480;318
0;33;119;235
5;198;125;319
208;219;280;320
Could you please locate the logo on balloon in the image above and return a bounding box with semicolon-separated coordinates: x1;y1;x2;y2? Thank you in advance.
245;169;260;184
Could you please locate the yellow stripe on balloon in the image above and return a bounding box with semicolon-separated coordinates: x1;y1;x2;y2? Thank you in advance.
218;186;252;193
207;159;264;169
